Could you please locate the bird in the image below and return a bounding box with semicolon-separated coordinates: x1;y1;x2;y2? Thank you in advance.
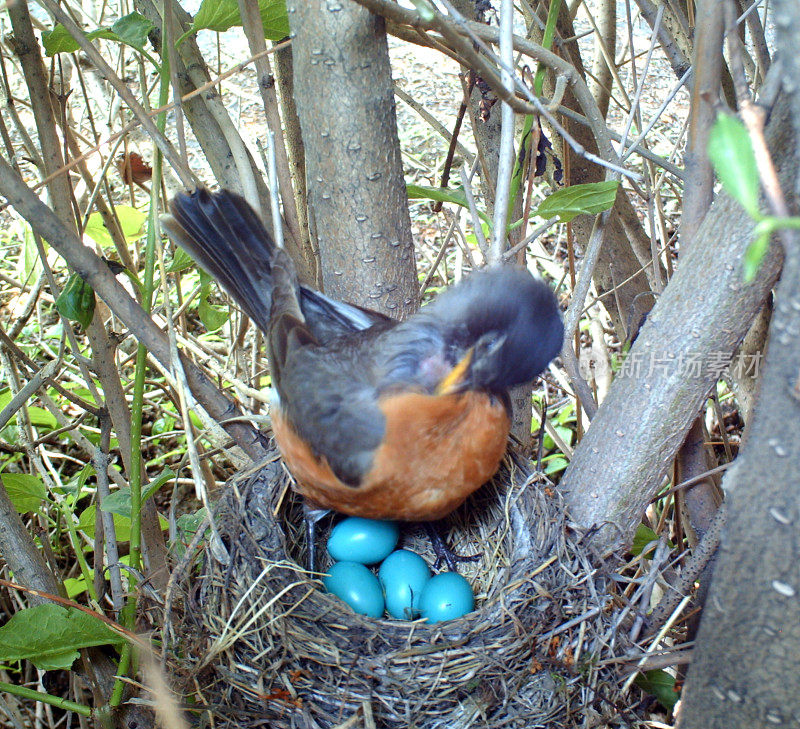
162;188;564;571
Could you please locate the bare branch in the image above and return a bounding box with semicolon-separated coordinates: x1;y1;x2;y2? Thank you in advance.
0;158;268;461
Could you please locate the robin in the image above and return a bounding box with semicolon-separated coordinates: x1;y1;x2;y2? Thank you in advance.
163;188;563;570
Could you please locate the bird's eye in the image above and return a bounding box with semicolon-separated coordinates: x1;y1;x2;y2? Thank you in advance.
480;332;507;356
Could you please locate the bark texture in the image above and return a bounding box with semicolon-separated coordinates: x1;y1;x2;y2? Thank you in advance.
678;228;800;728
288;0;418;317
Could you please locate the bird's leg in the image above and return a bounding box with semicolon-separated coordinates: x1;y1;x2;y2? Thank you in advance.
303;503;331;573
424;522;481;572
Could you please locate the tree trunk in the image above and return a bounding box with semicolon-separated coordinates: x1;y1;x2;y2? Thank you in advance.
288;0;418;316
677;229;800;728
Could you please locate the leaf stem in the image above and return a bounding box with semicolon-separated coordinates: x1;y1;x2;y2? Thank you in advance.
0;681;92;717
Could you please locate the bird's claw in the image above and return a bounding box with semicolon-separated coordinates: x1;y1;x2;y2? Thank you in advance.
424;523;481;572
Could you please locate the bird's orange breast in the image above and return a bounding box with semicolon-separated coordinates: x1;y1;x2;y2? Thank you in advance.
271;391;510;521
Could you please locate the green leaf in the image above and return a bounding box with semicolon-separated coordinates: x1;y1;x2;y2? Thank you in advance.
151;414;176;438
258;0;291;40
543;455;568;475
631;524;658;558
59;463;95;499
176;507;207;537
534;0;561;96
172;508;208;559
192;0;240;32
554;401;575;425
17;225;41;282
635;669;678;712
98;471;173;518
0;473;47;513
533;180;619;223
168;247;195;273
542;424;572;452
0;391;57;431
43;17;153;57
64;576;88;599
28;406;58;430
80;429;119;450
78;494;169;542
116;205;148;240
708;113;760;218
198;270;229;331
41;25;81;55
145;468;176;500
190;0;289;41
0;604;123;670
79;504;130;542
99;488;133;518
110;12;154;52
554;425;573;446
41;25;117;56
51;382;97;405
744;221;772;282
199;298;229;331
83;215;114;249
84;206;146;248
55;273;95;330
508;115;536;220
407;184;492;225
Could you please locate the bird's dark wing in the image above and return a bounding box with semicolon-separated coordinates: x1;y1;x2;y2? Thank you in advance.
163;188;390;486
299;288;394;343
277;335;387;487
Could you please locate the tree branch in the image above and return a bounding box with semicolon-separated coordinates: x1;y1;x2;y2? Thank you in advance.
0;159;268;462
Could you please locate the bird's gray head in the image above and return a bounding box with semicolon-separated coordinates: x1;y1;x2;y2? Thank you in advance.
431;266;563;394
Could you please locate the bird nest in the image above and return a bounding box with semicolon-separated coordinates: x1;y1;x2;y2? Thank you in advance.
162;444;652;727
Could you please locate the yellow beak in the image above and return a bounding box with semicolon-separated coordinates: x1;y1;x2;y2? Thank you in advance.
435;348;474;395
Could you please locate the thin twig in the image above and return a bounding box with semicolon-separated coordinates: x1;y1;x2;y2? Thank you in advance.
0;155;268;460
393;84;471;161
93;412;124;613
418;207;463;296
0;358;59;431
459;162;489;262
725;2;792;226
354;0;640;181
646;504;727;635
501;217;559;261
36;0;196;190
489;0;515;264
10;44;289;203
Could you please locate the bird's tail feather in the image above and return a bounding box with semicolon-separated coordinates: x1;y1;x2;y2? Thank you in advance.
163;188;395;342
163;188;276;332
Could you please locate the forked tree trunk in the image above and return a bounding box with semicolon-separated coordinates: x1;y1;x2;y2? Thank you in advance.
677;1;800;723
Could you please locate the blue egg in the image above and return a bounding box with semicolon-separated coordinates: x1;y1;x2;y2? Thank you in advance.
378;550;431;620
327;517;400;564
323;562;385;618
419;572;475;623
